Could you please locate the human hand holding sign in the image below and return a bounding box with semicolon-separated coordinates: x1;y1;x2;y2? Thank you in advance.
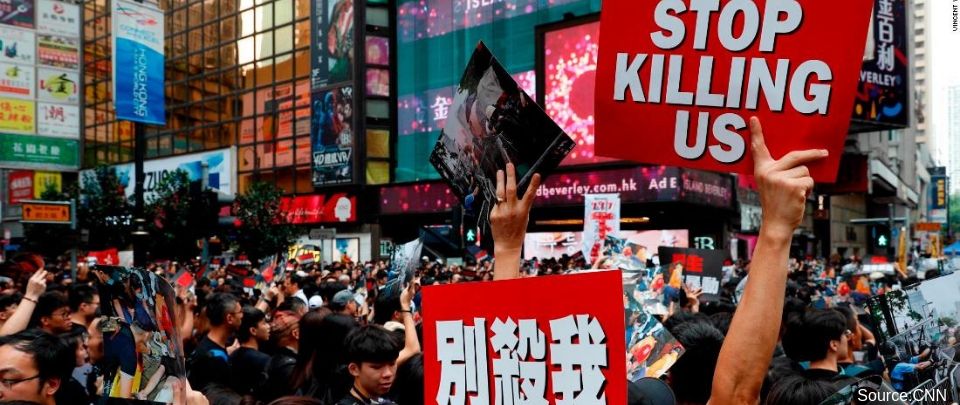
710;117;825;405
491;163;541;281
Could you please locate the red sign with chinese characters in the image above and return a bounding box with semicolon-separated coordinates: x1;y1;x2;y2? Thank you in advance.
7;170;33;204
595;0;873;182
279;193;356;224
423;270;627;404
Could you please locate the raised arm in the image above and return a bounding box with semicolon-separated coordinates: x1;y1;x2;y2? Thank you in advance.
396;279;421;365
491;163;541;281
710;117;826;405
0;269;47;336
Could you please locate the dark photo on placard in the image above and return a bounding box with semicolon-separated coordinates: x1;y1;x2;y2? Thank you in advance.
429;41;574;221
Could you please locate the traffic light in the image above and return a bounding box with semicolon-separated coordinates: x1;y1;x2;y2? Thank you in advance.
870;225;891;249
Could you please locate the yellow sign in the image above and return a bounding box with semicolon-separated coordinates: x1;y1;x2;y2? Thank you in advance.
915;222;942;232
21;201;71;224
0;98;35;133
937;179;947;207
33;171;61;198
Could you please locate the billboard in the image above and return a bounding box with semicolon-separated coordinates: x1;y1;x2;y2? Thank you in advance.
311;85;354;186
0;27;35;65
524;229;689;260
930;174;948;224
37;34;79;70
0;133;78;170
36;0;80;37
852;0;909;128
280;193;357;224
309;0;354;89
6;169;32;204
37;102;79;138
112;0;165;124
0;0;35;29
533;166;734;208
37;67;79;104
0;96;34;133
0;61;34;98
81;148;236;200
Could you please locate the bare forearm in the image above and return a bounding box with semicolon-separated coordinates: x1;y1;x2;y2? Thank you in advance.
397;312;421;365
711;231;790;404
0;300;36;336
493;248;522;281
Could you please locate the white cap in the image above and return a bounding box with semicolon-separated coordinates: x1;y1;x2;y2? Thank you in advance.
308;295;324;309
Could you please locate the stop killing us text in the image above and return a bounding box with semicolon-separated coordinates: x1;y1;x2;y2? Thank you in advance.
612;0;833;164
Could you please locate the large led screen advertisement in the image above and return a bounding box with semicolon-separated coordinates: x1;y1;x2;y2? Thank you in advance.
395;0;601;182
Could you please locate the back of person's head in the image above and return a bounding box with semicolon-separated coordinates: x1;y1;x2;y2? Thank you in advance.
201;382;243;405
277;297;308;316
708;312;733;336
29;290;69;328
373;291;401;325
764;375;837;405
0;291;22;311
663;311;709;334
0;330;73;389
266;396;323;405
310;313;359;379
206;292;240;327
344;324;401;366
388;353;424;405
668;321;724;404
237;306;266;343
290;310;329;389
68;284;98;312
782;309;847;362
834;305;858;331
288;273;307;289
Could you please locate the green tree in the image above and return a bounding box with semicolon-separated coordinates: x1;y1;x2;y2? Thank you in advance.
77;166;134;251
145;169;219;261
940;317;958;328
22;182;73;258
232;181;295;264
950;192;960;239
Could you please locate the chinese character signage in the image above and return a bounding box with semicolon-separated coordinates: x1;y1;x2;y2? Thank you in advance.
0;61;34;98
37;0;79;37
0;0;35;29
423;270;628;404
37;67;78;104
0;27;35;65
583;194;620;261
0;133;78;169
853;0;909;128
595;0;873;182
37;102;77;138
6;169;32;204
310;0;354;90
32;170;59;197
930;174;948;224
0;97;34;133
658;247;725;295
37;34;79;70
112;0;165;125
311;86;354;186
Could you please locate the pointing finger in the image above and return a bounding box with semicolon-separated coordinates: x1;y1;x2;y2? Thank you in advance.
773;149;829;172
749;117;773;167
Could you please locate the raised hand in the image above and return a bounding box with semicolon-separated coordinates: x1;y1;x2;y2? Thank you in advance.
490;163;541;280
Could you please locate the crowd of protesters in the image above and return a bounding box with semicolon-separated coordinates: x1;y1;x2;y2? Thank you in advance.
0;119;937;405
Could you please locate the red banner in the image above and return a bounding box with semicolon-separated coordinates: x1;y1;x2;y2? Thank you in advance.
7;170;34;204
423;271;627;403
280;193;357;224
87;248;119;266
595;0;873;182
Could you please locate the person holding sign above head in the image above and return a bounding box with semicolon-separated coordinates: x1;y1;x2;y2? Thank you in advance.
491;117;825;404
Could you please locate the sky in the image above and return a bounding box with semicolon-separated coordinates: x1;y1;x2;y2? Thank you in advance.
930;0;960;169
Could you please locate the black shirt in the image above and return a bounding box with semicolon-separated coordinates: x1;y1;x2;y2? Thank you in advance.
187;336;230;391
336;389;399;405
259;346;299;402
229;347;271;396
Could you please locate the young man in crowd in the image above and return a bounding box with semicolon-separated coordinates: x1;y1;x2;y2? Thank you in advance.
336;325;401;405
0;330;74;405
68;285;99;331
781;309;857;384
229;306;271;397
188;292;243;391
261;310;301;402
283;272;309;305
29;291;72;335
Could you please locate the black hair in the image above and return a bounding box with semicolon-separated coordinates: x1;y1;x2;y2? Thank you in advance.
206;292;239;327
668;321;725;404
834;305;858;331
277;297;307;314
286;273;307;289
68;284;98;312
373;292;401;326
0;292;23;311
0;330;73;387
29;291;69;328
763;375;837;405
387;353;423;405
291;313;358;402
237;306;266;343
662;311;709;335
708;312;733;336
782;309;847;362
344;325;401;366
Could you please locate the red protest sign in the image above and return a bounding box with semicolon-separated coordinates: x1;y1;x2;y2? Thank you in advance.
423;270;626;404
595;0;873;182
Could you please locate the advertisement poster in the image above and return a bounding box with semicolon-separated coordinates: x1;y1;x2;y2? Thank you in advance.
595;0;873;182
37;0;80;37
37;34;79;70
0;133;78;169
0;96;33;133
240;81;311;143
852;0;909;127
430;42;575;222
37;67;79;104
333;237;359;263
0;26;34;64
423;270;628;404
6;169;32;204
930;174;948;224
280;193;357;224
32;170;60;197
310;0;355;89
37;102;78;138
658;247;726;295
583;194;620;261
0;0;35;29
112;0;165;124
80;148;235;199
311;85;354;186
524;230;689;261
0;61;34;98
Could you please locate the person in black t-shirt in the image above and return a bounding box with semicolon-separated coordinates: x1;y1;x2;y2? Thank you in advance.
229;306;271;396
188;292;242;391
336;325;401;405
260;310;301;403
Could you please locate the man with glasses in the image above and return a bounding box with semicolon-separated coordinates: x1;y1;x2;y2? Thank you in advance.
28;292;72;335
188;292;243;391
781;309;858;384
0;329;73;404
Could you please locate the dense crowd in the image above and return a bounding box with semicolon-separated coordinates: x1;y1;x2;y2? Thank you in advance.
0;119;940;405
